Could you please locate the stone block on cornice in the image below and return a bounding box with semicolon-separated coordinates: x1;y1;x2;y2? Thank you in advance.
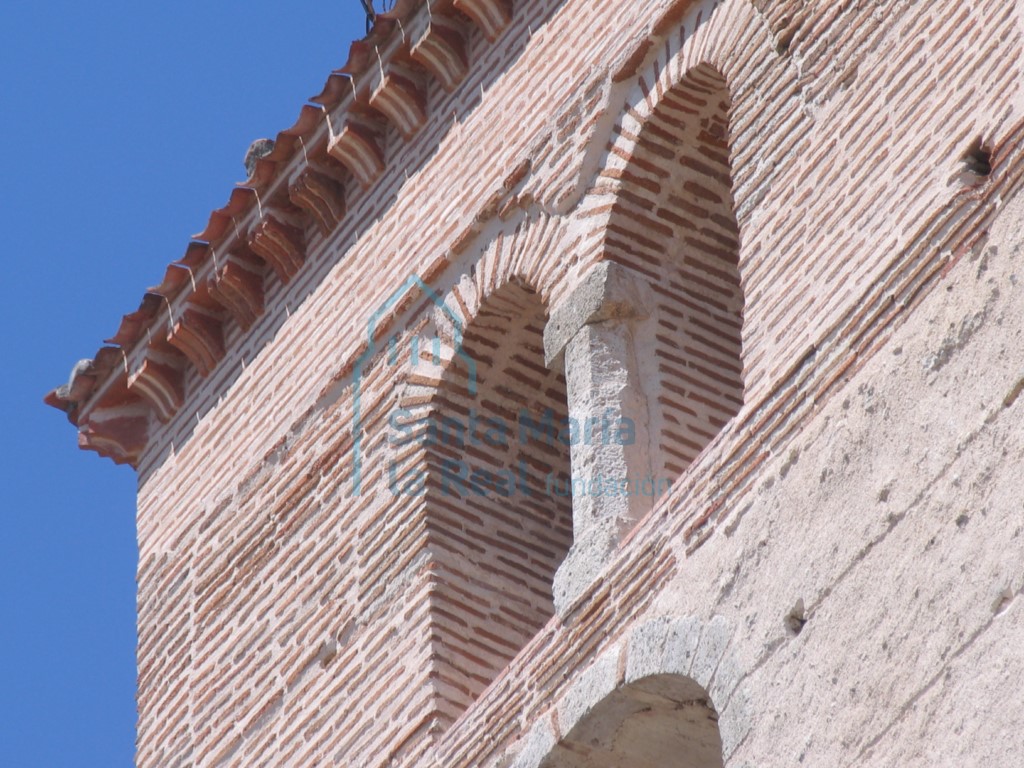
166;305;226;378
43;348;127;425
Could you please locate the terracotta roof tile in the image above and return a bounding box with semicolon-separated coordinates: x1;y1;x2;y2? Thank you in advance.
45;0;529;465
193;187;257;242
147;264;194;304
104;293;163;347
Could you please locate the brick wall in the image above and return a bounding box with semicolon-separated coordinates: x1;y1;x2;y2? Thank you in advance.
65;0;1024;764
602;61;745;489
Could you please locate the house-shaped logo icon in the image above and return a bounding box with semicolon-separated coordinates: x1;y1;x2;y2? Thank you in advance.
350;274;477;495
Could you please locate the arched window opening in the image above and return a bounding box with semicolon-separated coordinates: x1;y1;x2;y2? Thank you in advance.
421;279;574;726
605;64;745;495
540;673;724;768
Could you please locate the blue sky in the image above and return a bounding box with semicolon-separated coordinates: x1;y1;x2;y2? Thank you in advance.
0;2;367;764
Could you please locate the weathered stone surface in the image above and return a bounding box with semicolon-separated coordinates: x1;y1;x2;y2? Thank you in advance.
543;260;649;367
552;314;656;614
46;0;1024;765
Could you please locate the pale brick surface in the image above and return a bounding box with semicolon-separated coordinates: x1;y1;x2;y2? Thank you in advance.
46;0;1024;765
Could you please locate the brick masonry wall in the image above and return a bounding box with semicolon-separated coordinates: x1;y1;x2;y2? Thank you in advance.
600;61;746;490
127;0;1024;765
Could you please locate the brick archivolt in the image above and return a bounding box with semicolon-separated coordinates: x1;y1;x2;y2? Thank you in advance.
386;224;575;726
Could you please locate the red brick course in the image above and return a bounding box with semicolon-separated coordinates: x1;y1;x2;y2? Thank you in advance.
46;0;1024;765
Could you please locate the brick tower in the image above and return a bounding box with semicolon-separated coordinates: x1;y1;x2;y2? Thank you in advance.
48;1;1024;765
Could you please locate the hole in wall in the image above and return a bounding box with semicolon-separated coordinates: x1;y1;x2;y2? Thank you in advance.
962;137;993;178
785;598;807;635
773;13;800;56
992;586;1014;615
776;29;795;56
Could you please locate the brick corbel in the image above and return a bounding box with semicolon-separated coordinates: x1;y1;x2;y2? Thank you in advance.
453;0;511;42
327;115;386;187
127;347;187;423
208;251;266;330
410;14;469;92
289;168;347;236
166;305;226;377
249;213;306;283
78;397;150;467
369;63;428;139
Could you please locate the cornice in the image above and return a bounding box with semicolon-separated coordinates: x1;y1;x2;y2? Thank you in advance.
45;0;515;467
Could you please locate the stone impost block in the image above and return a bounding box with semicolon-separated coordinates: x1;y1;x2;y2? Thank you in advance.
511;718;557;768
544;260;650;367
691;614;733;689
556;646;622;737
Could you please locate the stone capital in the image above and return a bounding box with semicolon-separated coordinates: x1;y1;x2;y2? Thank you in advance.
544;260;650;367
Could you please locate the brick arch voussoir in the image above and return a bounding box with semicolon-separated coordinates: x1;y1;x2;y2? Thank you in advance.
471;213;569;314
392;212;569;429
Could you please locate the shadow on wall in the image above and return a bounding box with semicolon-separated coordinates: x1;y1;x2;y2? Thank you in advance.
540;673;723;768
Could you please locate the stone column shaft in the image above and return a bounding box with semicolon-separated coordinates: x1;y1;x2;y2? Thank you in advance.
544;261;654;614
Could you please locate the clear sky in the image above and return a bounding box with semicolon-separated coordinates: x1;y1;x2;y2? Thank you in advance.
0;2;368;764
